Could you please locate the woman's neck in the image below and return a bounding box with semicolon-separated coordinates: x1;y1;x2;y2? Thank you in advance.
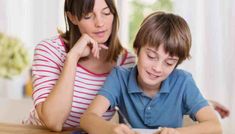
78;49;115;75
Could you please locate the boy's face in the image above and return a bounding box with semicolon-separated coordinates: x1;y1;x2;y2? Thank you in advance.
136;44;179;91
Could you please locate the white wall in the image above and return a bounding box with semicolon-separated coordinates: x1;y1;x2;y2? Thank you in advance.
174;0;235;133
0;0;64;99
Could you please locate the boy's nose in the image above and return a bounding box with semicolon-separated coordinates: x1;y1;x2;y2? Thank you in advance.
152;62;163;73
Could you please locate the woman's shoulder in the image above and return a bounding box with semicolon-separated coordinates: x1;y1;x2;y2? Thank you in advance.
35;35;66;50
117;49;136;67
33;35;67;62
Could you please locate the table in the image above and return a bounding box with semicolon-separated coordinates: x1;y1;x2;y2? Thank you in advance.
0;123;84;134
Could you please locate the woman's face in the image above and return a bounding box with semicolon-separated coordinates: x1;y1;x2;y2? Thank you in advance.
77;0;114;44
136;45;179;91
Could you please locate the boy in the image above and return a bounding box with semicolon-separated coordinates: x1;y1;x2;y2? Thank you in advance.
80;11;222;134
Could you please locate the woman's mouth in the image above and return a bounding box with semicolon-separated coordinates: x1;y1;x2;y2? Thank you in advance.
93;30;106;38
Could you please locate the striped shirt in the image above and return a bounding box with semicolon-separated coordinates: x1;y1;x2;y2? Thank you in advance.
23;36;136;127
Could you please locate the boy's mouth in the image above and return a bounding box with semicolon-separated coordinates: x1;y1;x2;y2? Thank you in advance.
146;71;159;79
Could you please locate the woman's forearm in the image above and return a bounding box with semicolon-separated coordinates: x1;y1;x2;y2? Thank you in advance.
38;53;80;131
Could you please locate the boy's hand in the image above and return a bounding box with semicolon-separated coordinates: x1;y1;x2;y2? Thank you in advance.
156;127;180;134
111;124;138;134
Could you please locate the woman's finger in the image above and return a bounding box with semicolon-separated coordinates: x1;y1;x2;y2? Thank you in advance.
99;44;109;49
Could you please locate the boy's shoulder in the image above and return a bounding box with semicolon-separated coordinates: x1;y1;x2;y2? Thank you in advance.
112;66;133;75
109;66;136;86
110;66;135;79
173;69;192;76
170;69;193;80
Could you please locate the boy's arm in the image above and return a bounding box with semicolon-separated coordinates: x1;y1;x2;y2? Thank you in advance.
80;95;135;134
176;106;222;134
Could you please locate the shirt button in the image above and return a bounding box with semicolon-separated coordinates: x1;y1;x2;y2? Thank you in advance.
147;107;151;110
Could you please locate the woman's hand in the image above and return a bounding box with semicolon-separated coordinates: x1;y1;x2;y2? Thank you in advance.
209;100;230;118
157;127;180;134
69;34;108;60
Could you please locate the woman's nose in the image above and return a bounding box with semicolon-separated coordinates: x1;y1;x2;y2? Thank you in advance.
95;15;104;27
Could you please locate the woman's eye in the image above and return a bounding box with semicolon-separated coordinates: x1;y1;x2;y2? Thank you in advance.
83;14;92;19
103;9;111;15
103;11;111;15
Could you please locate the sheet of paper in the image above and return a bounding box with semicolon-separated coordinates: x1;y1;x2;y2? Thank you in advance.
132;128;161;134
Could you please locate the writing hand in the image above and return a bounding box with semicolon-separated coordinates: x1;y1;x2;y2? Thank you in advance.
110;124;137;134
157;127;180;134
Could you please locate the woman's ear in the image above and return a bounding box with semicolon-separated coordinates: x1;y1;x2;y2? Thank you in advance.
66;12;78;25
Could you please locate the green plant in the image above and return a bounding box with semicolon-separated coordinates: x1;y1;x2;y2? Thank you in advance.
0;33;30;79
129;0;173;48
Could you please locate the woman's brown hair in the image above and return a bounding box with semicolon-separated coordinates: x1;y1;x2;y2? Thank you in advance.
133;11;192;65
62;0;123;62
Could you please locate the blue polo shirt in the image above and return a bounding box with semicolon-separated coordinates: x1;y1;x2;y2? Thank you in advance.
98;66;208;128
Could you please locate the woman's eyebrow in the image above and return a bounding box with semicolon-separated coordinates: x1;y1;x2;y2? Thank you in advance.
102;7;109;10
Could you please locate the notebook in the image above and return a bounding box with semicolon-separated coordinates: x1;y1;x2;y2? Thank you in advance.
133;128;161;134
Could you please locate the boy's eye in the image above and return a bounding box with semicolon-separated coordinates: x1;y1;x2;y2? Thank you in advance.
166;62;174;66
147;54;156;59
165;60;177;66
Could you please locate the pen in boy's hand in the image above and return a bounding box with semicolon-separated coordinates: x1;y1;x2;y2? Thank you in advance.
114;106;132;128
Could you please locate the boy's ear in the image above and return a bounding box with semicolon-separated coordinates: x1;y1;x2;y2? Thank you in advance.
134;48;138;55
66;12;78;25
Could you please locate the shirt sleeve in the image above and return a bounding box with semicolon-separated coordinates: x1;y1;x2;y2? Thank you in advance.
98;68;122;109
182;74;209;121
32;40;63;107
119;50;136;68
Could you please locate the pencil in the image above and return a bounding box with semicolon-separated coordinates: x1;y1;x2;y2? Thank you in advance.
114;106;132;128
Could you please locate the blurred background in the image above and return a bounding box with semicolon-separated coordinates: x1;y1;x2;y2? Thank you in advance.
0;0;234;133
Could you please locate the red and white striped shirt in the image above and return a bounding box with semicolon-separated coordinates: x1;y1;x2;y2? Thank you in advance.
24;36;136;127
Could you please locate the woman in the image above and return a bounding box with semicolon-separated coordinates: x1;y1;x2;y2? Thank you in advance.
23;0;135;131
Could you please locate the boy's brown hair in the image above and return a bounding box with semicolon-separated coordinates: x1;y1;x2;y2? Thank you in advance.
133;11;192;65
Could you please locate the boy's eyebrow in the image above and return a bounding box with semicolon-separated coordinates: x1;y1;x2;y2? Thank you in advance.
166;57;179;61
146;48;157;53
146;48;179;60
